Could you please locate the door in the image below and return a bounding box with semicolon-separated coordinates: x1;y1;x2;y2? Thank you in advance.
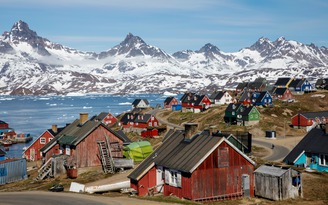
30;148;35;161
156;166;164;192
242;174;250;197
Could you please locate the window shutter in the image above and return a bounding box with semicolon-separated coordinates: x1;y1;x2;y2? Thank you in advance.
164;169;170;184
177;172;182;187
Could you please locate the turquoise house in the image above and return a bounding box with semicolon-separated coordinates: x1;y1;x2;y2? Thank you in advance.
284;126;328;172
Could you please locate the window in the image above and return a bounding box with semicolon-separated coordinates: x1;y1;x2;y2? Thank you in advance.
65;145;71;156
319;154;328;166
40;137;46;144
49;137;53;142
218;147;229;168
149;122;152;126
165;169;181;187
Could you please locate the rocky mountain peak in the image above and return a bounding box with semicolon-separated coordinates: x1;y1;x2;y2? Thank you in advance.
249;37;276;56
6;20;38;43
198;43;220;54
2;20;51;56
120;33;146;47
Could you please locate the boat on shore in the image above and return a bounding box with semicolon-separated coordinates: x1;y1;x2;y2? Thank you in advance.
2;140;12;147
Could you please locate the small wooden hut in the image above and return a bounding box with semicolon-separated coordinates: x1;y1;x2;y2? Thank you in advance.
254;165;302;201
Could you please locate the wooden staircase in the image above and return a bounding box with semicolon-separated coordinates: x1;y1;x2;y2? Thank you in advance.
97;140;115;174
35;158;53;181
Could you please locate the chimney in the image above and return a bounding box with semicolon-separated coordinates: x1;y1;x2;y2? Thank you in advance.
79;113;89;125
52;124;58;133
184;123;198;140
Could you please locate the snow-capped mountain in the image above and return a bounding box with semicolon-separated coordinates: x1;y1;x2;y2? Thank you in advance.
0;20;327;95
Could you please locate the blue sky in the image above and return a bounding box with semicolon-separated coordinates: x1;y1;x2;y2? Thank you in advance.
1;0;327;54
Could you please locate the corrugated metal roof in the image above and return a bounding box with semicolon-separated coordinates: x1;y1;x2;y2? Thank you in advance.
301;111;328;119
254;165;289;177
156;131;221;172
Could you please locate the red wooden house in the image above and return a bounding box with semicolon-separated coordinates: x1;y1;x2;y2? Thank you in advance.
40;113;131;168
0;120;9;129
120;113;159;130
141;128;158;138
238;92;252;105
23;124;64;161
163;97;179;109
180;92;212;113
291;111;328;130
128;124;256;201
92;112;118;127
272;87;293;101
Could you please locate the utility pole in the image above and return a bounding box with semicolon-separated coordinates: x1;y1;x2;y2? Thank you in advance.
284;118;286;138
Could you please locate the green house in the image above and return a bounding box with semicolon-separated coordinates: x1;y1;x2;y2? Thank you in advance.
224;103;260;126
224;103;243;124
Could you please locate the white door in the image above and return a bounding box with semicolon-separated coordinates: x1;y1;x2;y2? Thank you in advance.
156;166;164;192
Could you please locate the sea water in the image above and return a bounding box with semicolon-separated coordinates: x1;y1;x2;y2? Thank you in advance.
0;93;178;158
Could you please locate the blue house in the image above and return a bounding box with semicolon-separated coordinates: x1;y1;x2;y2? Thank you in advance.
284;125;328;172
172;104;182;111
0;149;6;161
288;78;314;93
251;91;273;107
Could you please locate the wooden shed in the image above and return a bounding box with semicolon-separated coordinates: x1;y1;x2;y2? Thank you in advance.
254;165;302;201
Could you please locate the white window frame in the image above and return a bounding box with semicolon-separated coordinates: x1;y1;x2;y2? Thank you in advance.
165;169;181;187
40;137;46;144
49;137;53;142
319;154;328;166
65;145;71;156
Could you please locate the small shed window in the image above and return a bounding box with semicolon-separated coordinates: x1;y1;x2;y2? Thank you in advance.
218;147;229;168
40;137;46;144
49;138;53;142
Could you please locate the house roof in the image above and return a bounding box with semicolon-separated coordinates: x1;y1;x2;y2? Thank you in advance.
114;130;131;143
283;126;328;164
274;77;291;87
0;120;8;125
180;93;208;106
298;111;328;119
239;105;257;116
248;81;264;90
254;91;270;104
225;103;242;112
120;113;153;125
272;87;288;96
239;91;251;102
128;129;255;180
180;92;195;103
41;118;129;152
289;78;306;88
132;99;149;107
209;91;225;100
254;165;289;177
0;148;6;156
236;82;249;90
91;112;112;121
164;97;175;105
